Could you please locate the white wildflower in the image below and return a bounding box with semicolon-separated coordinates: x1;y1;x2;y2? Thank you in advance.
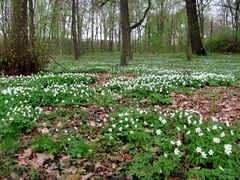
156;129;162;135
208;150;214;156
196;147;202;153
221;132;225;137
212;125;218;130
212;117;218;122
195;127;201;133
174;148;180;155
161;119;167;124
213;138;220;144
224;144;232;155
219;165;224;171
201;151;207;158
176;140;182;146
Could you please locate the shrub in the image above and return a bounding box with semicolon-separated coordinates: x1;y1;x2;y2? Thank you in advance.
0;40;50;76
204;29;240;53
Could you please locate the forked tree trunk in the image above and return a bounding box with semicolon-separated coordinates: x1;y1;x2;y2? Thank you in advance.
185;0;207;55
120;0;131;66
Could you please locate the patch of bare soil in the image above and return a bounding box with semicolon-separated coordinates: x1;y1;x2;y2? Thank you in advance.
169;86;240;123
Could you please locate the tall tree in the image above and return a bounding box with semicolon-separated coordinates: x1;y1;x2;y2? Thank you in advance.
120;0;130;66
120;0;151;66
72;0;79;60
11;0;29;74
185;0;207;55
29;0;36;47
76;0;82;57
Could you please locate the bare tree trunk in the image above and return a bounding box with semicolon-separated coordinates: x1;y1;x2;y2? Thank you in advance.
91;0;94;52
29;0;36;47
186;0;207;55
72;0;79;60
120;0;131;66
10;0;29;74
197;0;205;39
234;0;240;50
210;19;213;39
76;0;82;57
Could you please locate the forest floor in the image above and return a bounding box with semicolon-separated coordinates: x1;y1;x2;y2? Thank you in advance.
0;53;240;179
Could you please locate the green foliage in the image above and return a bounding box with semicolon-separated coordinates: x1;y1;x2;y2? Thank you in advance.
0;54;240;179
204;29;240;53
128;151;181;179
66;137;95;158
0;104;39;138
0;40;50;76
148;94;173;105
0;135;20;155
104;108;240;179
32;135;62;155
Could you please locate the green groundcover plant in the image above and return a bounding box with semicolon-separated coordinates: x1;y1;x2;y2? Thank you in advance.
103;108;240;179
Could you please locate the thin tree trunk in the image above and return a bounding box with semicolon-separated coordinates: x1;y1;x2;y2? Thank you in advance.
72;0;79;60
76;0;81;57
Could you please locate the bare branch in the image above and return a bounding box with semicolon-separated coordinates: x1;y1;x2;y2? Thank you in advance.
130;0;151;30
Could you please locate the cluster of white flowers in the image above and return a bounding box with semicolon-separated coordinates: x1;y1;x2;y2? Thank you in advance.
0;73;99;132
105;108;236;162
1;73;96;87
104;72;235;95
159;116;167;124
195;146;210;158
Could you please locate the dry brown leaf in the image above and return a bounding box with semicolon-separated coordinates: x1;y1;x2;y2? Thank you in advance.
89;121;96;127
95;161;108;171
17;158;28;166
80;173;94;180
111;163;118;170
23;148;32;158
40;128;50;134
30;153;53;168
45;167;59;176
57;122;63;127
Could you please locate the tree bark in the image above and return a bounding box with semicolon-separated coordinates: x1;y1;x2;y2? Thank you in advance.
120;0;131;66
72;0;79;60
185;0;207;55
76;0;82;57
29;0;36;47
9;0;30;74
91;0;95;52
